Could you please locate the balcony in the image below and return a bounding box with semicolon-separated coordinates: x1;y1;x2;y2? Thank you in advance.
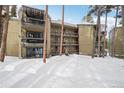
22;17;45;31
63;34;78;37
51;33;60;36
21;37;44;43
21;37;44;48
51;32;78;38
22;17;44;24
63;44;78;46
63;41;78;46
21;42;43;48
51;42;78;46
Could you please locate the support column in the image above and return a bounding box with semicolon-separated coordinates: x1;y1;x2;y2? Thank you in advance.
43;5;48;63
60;5;64;55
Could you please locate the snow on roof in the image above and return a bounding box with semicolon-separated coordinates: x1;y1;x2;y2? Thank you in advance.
116;24;122;27
78;22;106;27
111;25;122;31
51;20;77;28
78;22;97;26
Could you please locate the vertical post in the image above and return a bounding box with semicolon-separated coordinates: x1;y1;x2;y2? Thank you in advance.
103;8;108;57
43;5;48;63
121;5;124;58
97;8;101;57
98;24;101;57
59;5;64;55
108;31;111;56
0;5;2;47
0;6;9;62
112;6;118;57
103;31;107;56
92;25;95;58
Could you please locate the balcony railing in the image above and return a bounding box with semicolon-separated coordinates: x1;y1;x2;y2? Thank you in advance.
63;34;78;37
51;44;78;46
51;33;60;36
51;41;78;45
21;37;44;43
22;17;45;25
21;42;43;48
51;33;78;37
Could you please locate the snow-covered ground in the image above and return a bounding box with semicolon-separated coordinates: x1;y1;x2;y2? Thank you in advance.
0;54;124;88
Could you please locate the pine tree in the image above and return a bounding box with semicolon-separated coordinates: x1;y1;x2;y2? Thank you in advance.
0;6;9;62
0;5;3;47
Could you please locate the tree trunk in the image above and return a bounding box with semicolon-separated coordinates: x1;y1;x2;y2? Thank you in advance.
43;5;48;63
0;6;9;62
92;25;97;58
97;9;101;57
108;31;111;56
103;8;108;57
112;6;118;57
59;5;64;55
0;5;2;47
121;5;124;58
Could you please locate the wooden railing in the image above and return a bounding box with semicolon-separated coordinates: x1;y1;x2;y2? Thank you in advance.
22;17;45;25
51;33;78;37
21;37;44;43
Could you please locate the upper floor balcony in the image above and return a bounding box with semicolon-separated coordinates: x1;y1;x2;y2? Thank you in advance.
21;17;45;31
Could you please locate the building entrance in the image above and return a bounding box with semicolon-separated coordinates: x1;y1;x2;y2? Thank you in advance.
26;47;43;58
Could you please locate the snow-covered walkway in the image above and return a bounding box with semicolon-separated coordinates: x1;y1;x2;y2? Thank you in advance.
0;54;124;88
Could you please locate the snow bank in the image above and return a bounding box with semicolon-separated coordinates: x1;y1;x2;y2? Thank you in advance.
0;55;124;88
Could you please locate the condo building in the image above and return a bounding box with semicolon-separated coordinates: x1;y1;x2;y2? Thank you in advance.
6;5;107;58
6;6;79;58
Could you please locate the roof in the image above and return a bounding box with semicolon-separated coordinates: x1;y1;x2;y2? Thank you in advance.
22;5;44;13
77;22;97;26
111;25;122;31
116;25;122;27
